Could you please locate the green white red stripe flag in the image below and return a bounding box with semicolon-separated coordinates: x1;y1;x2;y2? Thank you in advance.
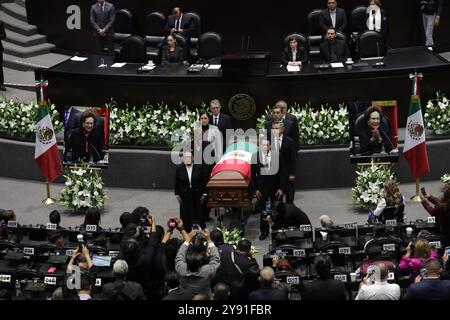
403;73;430;178
34;104;62;182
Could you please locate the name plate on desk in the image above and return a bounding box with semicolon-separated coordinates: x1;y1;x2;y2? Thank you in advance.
221;52;269;77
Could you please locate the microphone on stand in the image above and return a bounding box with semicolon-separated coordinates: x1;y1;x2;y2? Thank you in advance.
374;41;385;68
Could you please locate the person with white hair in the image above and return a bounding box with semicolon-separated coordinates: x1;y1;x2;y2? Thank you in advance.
319;215;334;228
99;259;146;300
248;267;288;300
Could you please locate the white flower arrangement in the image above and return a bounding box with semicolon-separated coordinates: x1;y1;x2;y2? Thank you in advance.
352;159;396;209
217;227;259;255
0;96;62;138
424;91;450;135
256;103;349;145
59;163;107;212
441;173;450;185
109;101;203;147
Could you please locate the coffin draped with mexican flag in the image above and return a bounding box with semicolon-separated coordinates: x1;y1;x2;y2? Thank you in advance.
207;141;258;208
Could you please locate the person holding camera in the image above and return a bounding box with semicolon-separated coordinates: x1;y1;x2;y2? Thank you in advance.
67;244;93;272
399;238;439;282
420;184;450;245
420;0;444;48
355;262;400;300
175;228;220;296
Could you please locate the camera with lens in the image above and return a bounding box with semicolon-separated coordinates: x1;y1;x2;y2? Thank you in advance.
139;212;151;226
167;217;178;231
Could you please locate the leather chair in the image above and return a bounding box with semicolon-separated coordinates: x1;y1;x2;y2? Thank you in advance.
197;32;222;63
113;9;133;54
358;30;386;59
350;6;368;54
351;112;391;154
119;35;147;63
144;11;166;61
185;12;201;49
307;9;324;61
379;203;405;224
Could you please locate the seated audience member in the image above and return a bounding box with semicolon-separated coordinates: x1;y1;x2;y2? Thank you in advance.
162;271;194;300
319;214;334;228
404;259;450;300
119;211;131;232
66;111;105;163
210;228;235;253
214;239;260;300
302;255;347;300
421;184;450;244
248;267;288;300
213;282;231;301
356;245;396;280
68;244;93;272
269;201;311;230
319;27;350;63
399;239;439;282
320;0;347;33
357;106;393;155
281;35;308;65
166;7;195;39
274;232;289;247
52;277;79;300
355;262;400;300
370;179;404;222
49;210;62;228
175;228;220;296
80;208;102;231
48;229;65;248
99;260;145;300
78;272;93;300
161;34;184;65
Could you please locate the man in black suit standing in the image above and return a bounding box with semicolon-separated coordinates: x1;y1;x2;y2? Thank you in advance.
320;0;347;33
251;139;284;240
166;7;195;39
209;99;232;151
90;0;116;55
0;21;6;91
265;104;299;150
319;27;350;63
270;121;297;205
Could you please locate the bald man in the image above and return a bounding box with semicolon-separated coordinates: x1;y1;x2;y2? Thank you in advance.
355;263;400;300
248;267;288;300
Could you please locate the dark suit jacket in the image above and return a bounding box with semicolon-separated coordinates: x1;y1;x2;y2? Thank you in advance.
281;47;308;64
302;278;347;300
162;287;194;300
174;164;206;199
320;8;347;33
90;1;116;37
66;127;105;163
161;46;184;64
358;124;393;155
268;113;299;127
403;279;450;300
214;250;261;300
272;203;311;230
209;113;232;147
319;39;350;63
265;118;300;151
251;152;283;196
278;135;296;189
248;285;288;300
166;14;195;38
0;22;5;51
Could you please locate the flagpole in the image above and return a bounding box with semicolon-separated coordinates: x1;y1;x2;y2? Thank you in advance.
410;178;422;202
43;179;56;205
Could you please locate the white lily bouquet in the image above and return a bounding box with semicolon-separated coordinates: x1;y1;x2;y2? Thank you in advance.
424;91;450;135
0;97;61;138
59;163;107;212
217;227;259;255
442;173;450;185
352;159;396;209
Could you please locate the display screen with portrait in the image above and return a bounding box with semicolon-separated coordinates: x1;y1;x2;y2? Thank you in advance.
348;101;399;163
63;106;110;167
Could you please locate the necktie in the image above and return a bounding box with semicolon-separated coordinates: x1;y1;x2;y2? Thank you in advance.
85;133;89;153
214;117;218;126
101;4;104;11
175;19;179;30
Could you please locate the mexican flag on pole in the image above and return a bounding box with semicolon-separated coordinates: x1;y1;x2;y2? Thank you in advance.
403;75;430;178
35;104;63;182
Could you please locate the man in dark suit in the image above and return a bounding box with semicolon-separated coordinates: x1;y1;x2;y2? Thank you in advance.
162;271;194;300
404;259;450;300
213;239;260;300
174;151;207;232
90;0;116;54
265;104;299;150
270;121;297;205
251;139;284;240
320;0;347;33
319;27;350;63
209;99;232;151
0;21;6;91
248;267;288;300
302;255;347;300
270;201;311;230
166;7;195;39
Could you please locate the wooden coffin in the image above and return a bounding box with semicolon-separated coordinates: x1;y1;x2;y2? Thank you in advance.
206;170;252;208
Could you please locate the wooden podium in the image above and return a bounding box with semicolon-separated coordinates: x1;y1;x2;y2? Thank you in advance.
206;170;252;209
